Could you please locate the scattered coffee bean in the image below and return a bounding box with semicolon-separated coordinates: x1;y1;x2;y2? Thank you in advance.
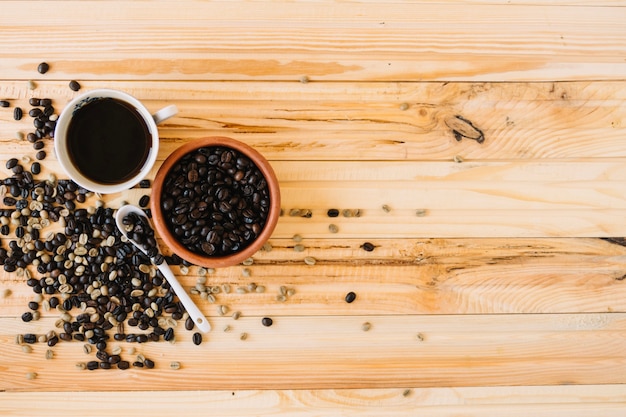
37;62;50;74
185;316;195;331
164;327;174;342
144;358;155;369
139;179;151;188
362;322;372;332
170;361;181;370
30;162;41;175
0;100;9;107
25;372;37;380
304;256;316;265
138;194;150;208
328;224;339;233
382;204;391;213
345;291;357;303
29;108;42;117
6;158;18;169
192;332;202;345
35;150;46;160
13;107;23;120
45;349;54;360
262;317;273;327
86;361;99;371
28;80;36;90
33;140;44;150
415;209;427;217
327;208;339;217
21;312;34;322
23;333;36;344
69;80;81;91
403;389;412;397
240;332;248;341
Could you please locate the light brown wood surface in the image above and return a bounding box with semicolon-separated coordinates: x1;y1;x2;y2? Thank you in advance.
1;1;626;416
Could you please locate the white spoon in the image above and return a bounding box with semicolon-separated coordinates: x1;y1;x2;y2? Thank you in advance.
115;204;211;333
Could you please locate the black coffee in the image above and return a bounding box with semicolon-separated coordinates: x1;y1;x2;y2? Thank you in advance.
67;98;152;184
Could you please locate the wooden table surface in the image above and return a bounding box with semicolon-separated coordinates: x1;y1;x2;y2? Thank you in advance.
1;1;626;415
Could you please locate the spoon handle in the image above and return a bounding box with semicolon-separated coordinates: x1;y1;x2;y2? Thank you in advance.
157;262;211;333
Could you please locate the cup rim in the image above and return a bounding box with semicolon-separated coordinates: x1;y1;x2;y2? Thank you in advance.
150;136;281;268
53;88;160;194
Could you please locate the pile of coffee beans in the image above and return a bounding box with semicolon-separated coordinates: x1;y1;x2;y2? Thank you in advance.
0;160;195;370
160;146;270;256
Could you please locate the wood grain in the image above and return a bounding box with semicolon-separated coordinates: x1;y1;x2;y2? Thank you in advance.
2;313;626;392
2;81;626;162
1;1;626;415
0;2;625;82
2;385;626;417
2;237;625;317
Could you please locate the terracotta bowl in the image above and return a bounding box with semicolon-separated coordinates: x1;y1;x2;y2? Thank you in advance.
150;136;280;268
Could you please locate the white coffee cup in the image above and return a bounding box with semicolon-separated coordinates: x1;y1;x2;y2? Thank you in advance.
54;89;178;194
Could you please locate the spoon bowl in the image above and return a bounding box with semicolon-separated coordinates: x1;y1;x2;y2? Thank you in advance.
115;204;211;333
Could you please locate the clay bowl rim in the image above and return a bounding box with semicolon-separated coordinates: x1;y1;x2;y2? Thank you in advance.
150;136;281;268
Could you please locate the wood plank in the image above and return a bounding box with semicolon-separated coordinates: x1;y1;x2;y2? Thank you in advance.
0;3;625;81
2;385;626;417
3;81;626;162
1;313;625;391
3;237;626;316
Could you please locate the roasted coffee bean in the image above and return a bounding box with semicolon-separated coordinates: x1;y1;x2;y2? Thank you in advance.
0;100;9;107
117;360;130;370
23;333;36;344
144;358;155;369
327;208;339;217
29;98;40;106
138;194;150;208
40;98;52;107
86;361;99;370
164;327;174;341
185;316;194;331
5;158;18;170
47;335;59;347
13;107;23;120
139;179;151;188
35;150;46;160
37;62;50;74
29;108;42;118
26;132;37;143
33;140;44;150
69;80;81;91
262;317;273;327
28;301;39;311
21;312;34;322
30;162;41;175
192;332;202;345
345;291;357;303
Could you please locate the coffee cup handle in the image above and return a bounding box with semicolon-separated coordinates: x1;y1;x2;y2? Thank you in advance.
152;104;178;125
